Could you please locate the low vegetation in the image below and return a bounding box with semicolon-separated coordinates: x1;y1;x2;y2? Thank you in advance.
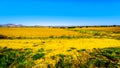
0;47;120;68
0;26;120;68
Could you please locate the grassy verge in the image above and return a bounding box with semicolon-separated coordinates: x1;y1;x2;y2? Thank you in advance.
0;47;120;68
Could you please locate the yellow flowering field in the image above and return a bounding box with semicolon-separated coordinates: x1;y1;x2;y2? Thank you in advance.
0;38;120;67
0;38;120;51
0;27;80;38
70;26;120;32
0;27;120;68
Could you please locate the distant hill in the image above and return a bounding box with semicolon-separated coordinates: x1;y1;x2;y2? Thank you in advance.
0;24;119;28
0;24;24;27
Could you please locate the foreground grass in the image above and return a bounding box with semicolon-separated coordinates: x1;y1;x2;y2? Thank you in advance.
0;38;120;68
0;47;120;68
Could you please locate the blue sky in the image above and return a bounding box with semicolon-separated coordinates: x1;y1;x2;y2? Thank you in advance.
0;0;120;26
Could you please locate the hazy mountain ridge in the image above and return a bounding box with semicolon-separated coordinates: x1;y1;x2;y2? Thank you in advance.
0;24;120;27
0;24;24;27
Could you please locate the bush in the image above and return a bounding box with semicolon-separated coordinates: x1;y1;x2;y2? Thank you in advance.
32;53;45;60
38;48;44;52
58;54;65;59
0;35;8;39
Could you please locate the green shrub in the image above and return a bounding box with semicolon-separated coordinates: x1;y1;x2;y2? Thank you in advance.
77;49;86;52
50;56;56;60
0;35;8;39
38;48;44;52
58;54;65;59
32;53;45;60
49;36;54;38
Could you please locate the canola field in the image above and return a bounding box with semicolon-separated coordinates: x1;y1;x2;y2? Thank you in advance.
0;27;120;68
0;27;80;38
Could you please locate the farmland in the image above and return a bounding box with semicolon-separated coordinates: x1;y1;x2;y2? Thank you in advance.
0;27;80;38
0;26;120;68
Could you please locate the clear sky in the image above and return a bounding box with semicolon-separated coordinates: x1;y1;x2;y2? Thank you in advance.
0;0;120;26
